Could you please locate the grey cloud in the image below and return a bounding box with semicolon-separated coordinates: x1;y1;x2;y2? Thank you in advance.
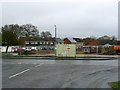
2;1;118;38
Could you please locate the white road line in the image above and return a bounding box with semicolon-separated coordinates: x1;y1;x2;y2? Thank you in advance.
11;63;15;64
35;63;44;67
18;63;21;64
24;63;29;64
9;69;30;79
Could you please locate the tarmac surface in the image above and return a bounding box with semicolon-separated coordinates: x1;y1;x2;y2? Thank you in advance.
2;59;119;88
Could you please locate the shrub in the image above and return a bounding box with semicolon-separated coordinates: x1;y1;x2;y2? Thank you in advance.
100;47;116;55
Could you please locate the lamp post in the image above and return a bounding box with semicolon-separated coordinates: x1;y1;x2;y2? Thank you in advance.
96;46;99;54
54;25;57;56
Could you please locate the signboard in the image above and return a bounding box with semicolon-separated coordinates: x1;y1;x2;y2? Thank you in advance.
56;44;76;57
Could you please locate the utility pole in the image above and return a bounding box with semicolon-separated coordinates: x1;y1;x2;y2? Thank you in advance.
54;25;57;57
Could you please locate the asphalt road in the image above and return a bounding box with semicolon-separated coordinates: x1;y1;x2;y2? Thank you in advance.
2;59;119;88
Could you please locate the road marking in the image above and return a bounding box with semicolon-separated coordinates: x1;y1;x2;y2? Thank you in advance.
11;63;15;64
25;63;29;64
9;69;30;79
35;63;44;67
18;62;21;64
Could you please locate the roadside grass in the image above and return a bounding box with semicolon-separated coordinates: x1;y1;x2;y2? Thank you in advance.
2;53;13;57
2;52;27;58
109;81;120;90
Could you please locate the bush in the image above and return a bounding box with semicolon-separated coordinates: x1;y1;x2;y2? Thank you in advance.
100;47;116;55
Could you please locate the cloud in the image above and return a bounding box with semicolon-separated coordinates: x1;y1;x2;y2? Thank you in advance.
1;0;118;38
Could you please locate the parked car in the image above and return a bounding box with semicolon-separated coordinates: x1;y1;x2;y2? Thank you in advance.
17;48;25;55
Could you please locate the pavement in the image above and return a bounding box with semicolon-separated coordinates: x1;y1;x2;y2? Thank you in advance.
29;54;119;58
2;54;118;60
2;59;119;88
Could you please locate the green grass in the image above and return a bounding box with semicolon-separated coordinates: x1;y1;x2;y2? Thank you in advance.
2;52;26;58
110;81;120;90
2;52;13;57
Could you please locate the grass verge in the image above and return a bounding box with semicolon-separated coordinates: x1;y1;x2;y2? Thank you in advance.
109;81;120;90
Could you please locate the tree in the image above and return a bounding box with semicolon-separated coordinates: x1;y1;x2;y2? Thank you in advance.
40;31;52;38
21;24;39;37
1;24;22;39
2;24;40;38
2;31;18;53
18;37;26;47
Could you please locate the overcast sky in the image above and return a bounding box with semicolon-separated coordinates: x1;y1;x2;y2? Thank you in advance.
1;0;119;38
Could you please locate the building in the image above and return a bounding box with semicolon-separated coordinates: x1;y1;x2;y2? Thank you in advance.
24;37;63;51
98;35;115;40
63;37;83;45
82;38;100;53
63;38;77;44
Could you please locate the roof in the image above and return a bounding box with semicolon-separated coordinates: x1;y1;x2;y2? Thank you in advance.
73;38;83;42
98;39;115;45
67;37;77;43
25;37;63;42
104;44;113;47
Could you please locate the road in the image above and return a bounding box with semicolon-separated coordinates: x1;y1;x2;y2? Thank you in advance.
2;59;118;88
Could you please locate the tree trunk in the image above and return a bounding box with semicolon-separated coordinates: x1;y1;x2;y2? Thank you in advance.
6;45;9;53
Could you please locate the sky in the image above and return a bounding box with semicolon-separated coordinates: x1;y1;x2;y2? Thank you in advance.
0;0;119;38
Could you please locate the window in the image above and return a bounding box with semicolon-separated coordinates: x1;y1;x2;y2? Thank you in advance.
46;42;49;45
31;42;34;44
43;42;45;45
26;42;29;44
35;42;38;44
50;42;53;45
40;42;42;45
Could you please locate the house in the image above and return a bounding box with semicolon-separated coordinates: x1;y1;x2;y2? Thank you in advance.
63;37;83;43
81;38;100;53
63;37;83;44
98;35;114;40
97;39;115;46
82;45;99;54
113;40;120;45
73;38;84;53
102;44;113;48
63;37;84;53
24;37;63;51
1;36;63;53
73;38;84;46
63;37;77;44
63;37;99;54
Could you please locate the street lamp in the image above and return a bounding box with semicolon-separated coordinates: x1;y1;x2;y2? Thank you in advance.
54;25;57;40
54;25;57;56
